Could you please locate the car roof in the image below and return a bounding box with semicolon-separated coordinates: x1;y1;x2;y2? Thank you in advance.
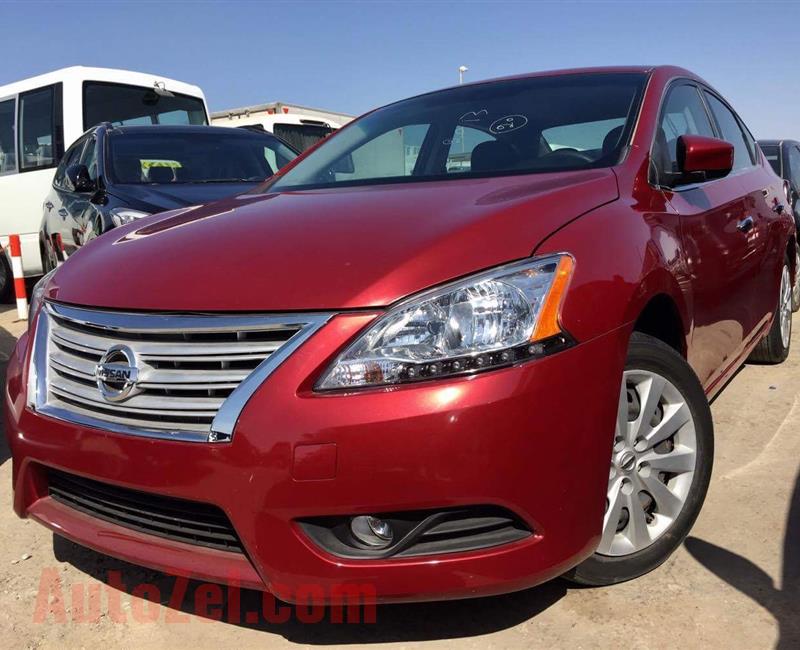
377;66;701;114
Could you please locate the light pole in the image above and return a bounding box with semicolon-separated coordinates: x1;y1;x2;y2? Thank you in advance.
458;65;468;85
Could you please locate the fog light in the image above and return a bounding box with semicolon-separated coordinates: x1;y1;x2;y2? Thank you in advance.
350;515;394;548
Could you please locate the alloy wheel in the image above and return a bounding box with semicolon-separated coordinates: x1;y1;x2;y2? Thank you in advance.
598;370;697;556
780;264;792;349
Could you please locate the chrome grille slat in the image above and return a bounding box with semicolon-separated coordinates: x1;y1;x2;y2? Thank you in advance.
31;302;333;443
51;323;287;356
50;375;225;412
48;395;213;432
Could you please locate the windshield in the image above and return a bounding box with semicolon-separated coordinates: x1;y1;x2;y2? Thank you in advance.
270;72;646;192
107;130;298;184
84;82;208;129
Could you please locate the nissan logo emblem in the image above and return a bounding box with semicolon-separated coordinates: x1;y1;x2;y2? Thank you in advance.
95;345;139;402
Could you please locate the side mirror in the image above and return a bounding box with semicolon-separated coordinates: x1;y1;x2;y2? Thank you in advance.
65;164;95;193
675;135;733;185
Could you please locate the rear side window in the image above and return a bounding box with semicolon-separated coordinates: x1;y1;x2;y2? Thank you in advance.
652;84;715;184
0;98;15;175
789;146;800;190
703;92;755;172
19;85;58;171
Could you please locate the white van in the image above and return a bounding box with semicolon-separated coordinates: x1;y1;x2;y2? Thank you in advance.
211;102;352;152
0;66;208;299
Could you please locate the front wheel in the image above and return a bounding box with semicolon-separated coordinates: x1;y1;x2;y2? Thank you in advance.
564;332;714;586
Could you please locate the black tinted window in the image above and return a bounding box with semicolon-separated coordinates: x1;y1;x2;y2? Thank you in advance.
0;98;15;175
703;92;754;172
19;86;56;171
273;123;334;152
84;82;207;130
652;84;715;184
271;73;646;191
790;147;800;190
107;130;297;184
760;144;781;176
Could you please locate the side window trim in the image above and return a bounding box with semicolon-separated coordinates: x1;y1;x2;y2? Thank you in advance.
0;94;18;176
17;82;64;173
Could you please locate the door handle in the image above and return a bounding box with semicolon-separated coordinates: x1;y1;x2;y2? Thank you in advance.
58;208;68;218
45;201;54;211
737;216;754;233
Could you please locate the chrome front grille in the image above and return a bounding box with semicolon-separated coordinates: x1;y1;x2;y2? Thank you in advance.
29;303;332;443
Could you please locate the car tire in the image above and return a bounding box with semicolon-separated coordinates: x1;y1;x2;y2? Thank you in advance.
564;332;714;586
748;257;792;364
792;249;800;313
0;253;11;303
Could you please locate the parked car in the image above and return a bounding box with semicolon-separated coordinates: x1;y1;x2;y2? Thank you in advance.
758;139;800;309
39;123;297;270
0;66;210;300
6;66;795;604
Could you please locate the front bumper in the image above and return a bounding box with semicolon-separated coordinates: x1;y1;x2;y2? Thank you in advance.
5;313;627;603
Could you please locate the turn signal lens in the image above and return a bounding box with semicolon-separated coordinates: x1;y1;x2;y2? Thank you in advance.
531;255;574;341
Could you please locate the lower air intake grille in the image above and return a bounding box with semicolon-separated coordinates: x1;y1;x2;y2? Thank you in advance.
48;470;243;553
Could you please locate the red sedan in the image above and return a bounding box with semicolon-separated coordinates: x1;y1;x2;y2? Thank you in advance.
4;66;795;603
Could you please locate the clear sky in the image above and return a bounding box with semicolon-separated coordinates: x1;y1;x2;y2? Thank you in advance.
1;0;798;139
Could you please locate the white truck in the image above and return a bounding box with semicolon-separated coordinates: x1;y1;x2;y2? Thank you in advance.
211;102;352;152
0;66;208;299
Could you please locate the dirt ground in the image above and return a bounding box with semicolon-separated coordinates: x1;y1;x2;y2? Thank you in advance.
0;302;798;649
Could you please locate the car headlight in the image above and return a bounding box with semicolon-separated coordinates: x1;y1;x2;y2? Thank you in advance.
110;208;151;227
28;268;56;332
317;254;574;390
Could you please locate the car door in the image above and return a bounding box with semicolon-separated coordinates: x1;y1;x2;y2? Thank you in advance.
46;137;87;262
74;135;104;244
702;89;782;341
651;82;758;388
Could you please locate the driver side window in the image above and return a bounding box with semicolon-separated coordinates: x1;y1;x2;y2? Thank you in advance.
651;84;715;185
53;139;86;189
445;126;495;173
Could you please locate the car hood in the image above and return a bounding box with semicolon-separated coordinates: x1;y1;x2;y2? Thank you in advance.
109;182;259;213
48;170;618;312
